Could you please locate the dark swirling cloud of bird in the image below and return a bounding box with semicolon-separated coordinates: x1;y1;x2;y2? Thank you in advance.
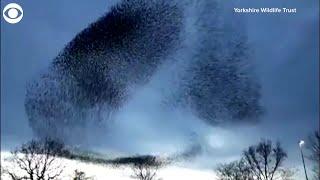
24;0;262;144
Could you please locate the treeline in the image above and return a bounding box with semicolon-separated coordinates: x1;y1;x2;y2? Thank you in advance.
1;138;165;180
1;131;319;180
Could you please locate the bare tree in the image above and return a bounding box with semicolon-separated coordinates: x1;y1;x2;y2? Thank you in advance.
2;138;68;180
216;158;254;180
72;170;93;180
243;139;287;180
131;164;159;180
130;157;163;180
307;131;320;180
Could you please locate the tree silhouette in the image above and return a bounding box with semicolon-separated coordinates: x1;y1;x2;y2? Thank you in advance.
243;139;287;180
72;170;93;180
216;158;254;180
130;156;163;180
2;138;68;180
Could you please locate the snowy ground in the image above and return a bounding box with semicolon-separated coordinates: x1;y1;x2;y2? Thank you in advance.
1;151;217;180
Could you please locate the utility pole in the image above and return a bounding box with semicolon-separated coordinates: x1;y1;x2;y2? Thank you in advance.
299;140;309;180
